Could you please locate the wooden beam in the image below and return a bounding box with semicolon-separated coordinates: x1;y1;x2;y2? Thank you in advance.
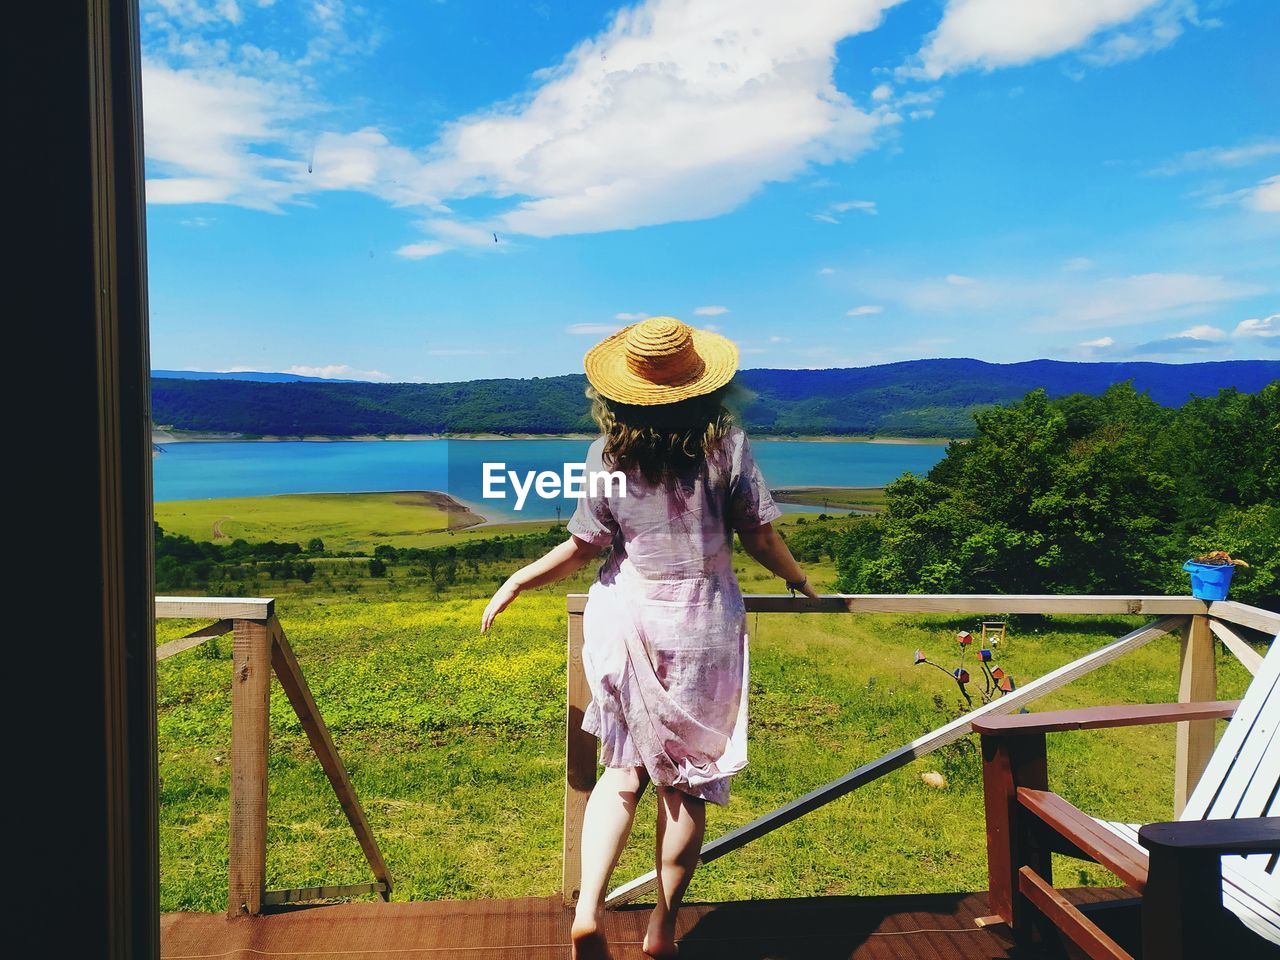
1140;817;1280;854
1207;600;1280;636
155;619;231;661
974;700;1238;736
562;607;596;906
566;594;1208;615
1208;618;1266;676
1018;867;1133;960
1017;788;1149;892
983;731;1049;941
604;616;1186;906
262;882;388;907
1175;615;1217;818
227;618;272;916
156;596;274;621
269;619;392;900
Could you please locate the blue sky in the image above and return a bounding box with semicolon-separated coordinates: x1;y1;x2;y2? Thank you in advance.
142;0;1279;382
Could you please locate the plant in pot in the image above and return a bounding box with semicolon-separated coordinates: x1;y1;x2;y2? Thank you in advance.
1183;550;1250;601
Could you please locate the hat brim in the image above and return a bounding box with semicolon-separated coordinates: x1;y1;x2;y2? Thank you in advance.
584;324;739;406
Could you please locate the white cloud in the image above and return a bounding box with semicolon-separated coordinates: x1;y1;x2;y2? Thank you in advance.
847;305;883;316
614;311;649;321
1076;312;1277;359
1235;314;1278;338
143;0;909;248
814;198;877;223
286;364;389;381
145;0;245;30
817;266;835;275
1062;256;1094;271
693;305;729;316
1176;324;1226;341
395;241;448;259
141;58;310;210
567;323;623;335
769;335;792;343
906;0;1198;79
426;349;488;356
1243;175;1280;214
1150;140;1280;176
1042;273;1262;329
857;269;1264;331
870;83;893;101
405;0;902;241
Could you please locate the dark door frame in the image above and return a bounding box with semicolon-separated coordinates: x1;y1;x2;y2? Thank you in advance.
15;2;159;957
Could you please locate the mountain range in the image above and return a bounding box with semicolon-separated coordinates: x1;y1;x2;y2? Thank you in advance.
151;358;1279;438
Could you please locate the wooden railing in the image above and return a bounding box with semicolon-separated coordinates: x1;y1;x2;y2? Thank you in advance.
156;597;392;916
561;594;1280;907
156;592;1277;914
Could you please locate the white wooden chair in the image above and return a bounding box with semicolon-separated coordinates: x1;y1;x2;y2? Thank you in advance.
973;631;1280;958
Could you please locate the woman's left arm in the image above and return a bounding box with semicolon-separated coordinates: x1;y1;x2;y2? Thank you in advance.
481;535;605;632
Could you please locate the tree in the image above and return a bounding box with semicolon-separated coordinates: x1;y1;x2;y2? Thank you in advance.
834;382;1277;598
368;557;387;578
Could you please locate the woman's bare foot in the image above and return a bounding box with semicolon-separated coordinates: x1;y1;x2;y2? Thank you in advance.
642;911;679;959
571;911;611;960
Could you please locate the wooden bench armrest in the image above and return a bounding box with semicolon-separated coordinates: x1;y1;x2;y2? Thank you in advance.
1139;817;1280;855
1016;788;1150;892
972;700;1238;736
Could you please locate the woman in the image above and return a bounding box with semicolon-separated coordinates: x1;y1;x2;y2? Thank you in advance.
481;316;818;959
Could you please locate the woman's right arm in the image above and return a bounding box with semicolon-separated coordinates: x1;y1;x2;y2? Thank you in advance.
737;522;819;598
481;535;604;632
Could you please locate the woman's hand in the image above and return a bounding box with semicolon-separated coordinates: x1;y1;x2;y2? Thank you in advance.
738;522;820;599
481;578;522;633
794;576;820;600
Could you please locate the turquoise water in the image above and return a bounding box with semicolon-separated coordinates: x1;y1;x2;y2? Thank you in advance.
152;438;947;521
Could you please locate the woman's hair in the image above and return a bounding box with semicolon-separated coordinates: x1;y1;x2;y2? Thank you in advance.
588;383;737;485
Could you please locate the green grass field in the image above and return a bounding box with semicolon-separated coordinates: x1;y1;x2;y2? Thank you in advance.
155;521;1258;912
156;490;829;553
155;491;504;551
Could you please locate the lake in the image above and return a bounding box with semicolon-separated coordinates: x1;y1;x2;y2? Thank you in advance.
152;438;947;521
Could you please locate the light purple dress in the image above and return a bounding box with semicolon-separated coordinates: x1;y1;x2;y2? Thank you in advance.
566;427;782;806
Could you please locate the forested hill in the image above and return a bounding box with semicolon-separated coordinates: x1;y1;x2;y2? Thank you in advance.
151;358;1279;438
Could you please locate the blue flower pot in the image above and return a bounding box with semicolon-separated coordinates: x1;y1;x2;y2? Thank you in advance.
1183;560;1236;601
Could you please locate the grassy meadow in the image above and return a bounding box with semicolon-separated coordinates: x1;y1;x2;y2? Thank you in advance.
155;498;1258;913
156;491;469;550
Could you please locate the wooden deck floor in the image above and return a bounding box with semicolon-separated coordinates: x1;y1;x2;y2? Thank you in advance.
161;888;1136;959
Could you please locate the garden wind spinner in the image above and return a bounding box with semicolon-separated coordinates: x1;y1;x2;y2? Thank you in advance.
914;630;1014;707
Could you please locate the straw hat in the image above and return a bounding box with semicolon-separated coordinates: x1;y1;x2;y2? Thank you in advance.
583;316;739;406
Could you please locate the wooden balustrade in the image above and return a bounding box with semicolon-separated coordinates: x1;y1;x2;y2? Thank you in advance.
561;593;1279;907
155;591;1279;914
155;597;392;916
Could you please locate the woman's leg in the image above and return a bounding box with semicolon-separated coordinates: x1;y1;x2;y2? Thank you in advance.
572;765;651;959
644;786;707;958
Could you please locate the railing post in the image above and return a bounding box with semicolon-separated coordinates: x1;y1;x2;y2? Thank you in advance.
1175;614;1216;816
563;599;596;906
227;616;272;916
